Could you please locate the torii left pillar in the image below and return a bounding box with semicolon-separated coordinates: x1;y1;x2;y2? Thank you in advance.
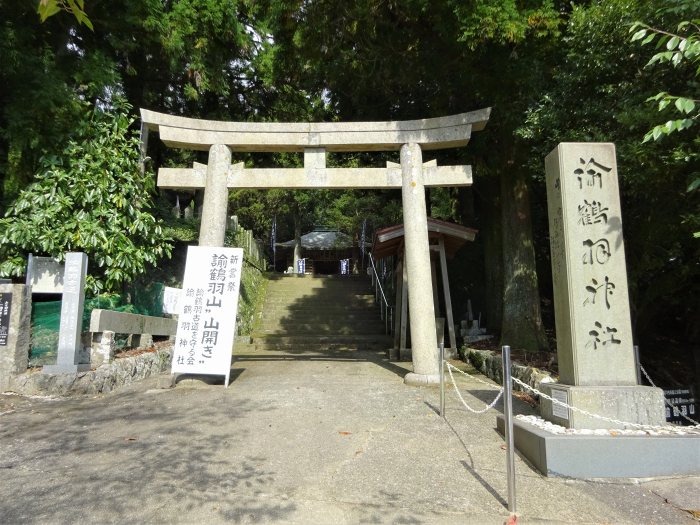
199;144;231;247
401;143;439;385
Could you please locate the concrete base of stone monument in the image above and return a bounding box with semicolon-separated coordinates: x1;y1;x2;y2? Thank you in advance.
539;383;666;430
403;372;441;386
496;416;700;478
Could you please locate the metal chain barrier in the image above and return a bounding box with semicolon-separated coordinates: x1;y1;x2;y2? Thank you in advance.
510;376;700;431
446;361;503;390
445;362;504;414
639;364;700;426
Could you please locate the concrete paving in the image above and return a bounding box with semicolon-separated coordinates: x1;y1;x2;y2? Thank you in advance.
1;346;698;524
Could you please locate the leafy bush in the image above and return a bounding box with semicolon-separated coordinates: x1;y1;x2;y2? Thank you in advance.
0;101;172;292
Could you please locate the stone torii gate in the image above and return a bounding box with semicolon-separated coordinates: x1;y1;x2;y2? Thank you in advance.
140;108;490;385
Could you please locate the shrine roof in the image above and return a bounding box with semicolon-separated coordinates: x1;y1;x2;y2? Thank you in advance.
276;229;370;250
372;218;478;260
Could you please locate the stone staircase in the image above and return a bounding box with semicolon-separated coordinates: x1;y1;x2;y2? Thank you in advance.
239;274;392;353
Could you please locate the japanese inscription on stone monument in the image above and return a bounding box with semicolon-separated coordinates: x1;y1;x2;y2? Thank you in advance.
42;252;89;374
0;293;11;346
545;144;637;386
171;246;243;385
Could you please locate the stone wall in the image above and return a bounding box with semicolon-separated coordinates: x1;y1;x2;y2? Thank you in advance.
464;347;555;395
0;284;31;392
9;347;172;397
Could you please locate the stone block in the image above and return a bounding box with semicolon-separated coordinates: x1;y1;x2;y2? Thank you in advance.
91;330;116;367
398;348;412;361
128;333;153;349
0;284;31;392
89;309;177;336
540;383;666;430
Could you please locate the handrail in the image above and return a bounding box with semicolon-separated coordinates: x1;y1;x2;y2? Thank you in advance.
368;252;393;335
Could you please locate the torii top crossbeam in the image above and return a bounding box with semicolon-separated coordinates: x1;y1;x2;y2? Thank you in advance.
140;108;491;152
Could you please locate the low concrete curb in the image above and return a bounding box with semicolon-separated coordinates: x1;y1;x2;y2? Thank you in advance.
7;347;172;397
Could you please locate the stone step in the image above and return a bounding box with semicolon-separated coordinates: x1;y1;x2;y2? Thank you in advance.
234;343;391;352
259;312;383;322
259;307;380;321
270;273;367;282
264;288;373;294
257;312;384;327
265;284;371;291
250;334;392;345
255;325;388;335
262;293;375;300
261;303;377;309
250;274;390;353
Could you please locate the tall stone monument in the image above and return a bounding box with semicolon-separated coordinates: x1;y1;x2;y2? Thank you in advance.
42;252;90;374
541;143;665;429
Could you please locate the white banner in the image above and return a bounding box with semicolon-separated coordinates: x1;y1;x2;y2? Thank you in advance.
171;246;244;385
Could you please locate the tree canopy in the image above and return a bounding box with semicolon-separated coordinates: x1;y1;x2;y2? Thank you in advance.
0;0;697;365
0;102;172;292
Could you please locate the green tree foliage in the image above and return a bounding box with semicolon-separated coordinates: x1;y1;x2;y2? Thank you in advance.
0;103;172;292
2;0;695;362
37;0;93;29
630;2;699;197
520;0;699;343
258;0;562;353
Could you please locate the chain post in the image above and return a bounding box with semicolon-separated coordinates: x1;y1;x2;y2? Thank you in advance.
634;345;642;385
502;345;517;516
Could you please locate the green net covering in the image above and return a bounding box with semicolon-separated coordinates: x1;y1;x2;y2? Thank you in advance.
29;283;166;367
29;300;62;366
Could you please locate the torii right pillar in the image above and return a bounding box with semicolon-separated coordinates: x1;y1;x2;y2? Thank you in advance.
401;143;439;385
541;143;664;428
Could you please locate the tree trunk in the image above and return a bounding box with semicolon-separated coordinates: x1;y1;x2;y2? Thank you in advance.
475;177;503;331
500;168;548;352
293;210;302;270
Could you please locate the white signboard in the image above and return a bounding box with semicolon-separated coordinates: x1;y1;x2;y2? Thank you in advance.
551;388;570;421
171;247;243;385
26;254;65;294
162;286;182;315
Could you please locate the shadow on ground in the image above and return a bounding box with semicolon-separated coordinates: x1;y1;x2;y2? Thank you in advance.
0;388;295;523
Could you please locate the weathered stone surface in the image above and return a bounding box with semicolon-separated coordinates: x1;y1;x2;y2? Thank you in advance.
465;348;555;394
141;108;491;152
540;383;666;430
90;330;116;367
157;165;473;190
89;309;177;336
401;143;438;384
0;284;31;392
199;144;231;247
545;143;636;386
43;252;89;374
543;143;665;429
9;347;172;396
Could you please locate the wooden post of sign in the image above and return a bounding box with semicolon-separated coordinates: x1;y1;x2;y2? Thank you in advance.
438;237;457;352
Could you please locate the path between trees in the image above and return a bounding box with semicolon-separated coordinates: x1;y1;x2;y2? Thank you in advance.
0;345;697;524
